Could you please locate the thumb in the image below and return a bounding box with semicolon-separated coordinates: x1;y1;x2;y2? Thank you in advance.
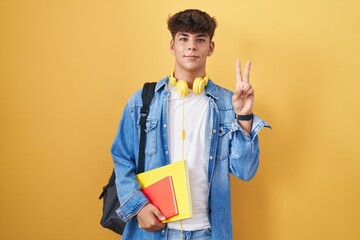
151;207;166;221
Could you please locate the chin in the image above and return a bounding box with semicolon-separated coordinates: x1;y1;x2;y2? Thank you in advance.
184;63;204;71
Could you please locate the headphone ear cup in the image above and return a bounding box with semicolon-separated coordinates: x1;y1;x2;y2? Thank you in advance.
176;80;189;97
193;77;206;94
169;74;177;87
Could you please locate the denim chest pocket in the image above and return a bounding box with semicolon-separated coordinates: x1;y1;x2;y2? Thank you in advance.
137;118;158;156
217;123;232;161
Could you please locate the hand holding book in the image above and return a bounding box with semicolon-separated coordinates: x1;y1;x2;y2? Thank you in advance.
136;203;165;232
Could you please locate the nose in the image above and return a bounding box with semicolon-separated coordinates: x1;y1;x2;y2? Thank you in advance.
187;39;197;51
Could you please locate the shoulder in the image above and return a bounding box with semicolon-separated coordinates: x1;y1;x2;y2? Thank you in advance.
206;80;234;108
216;84;233;98
127;77;168;108
127;88;143;109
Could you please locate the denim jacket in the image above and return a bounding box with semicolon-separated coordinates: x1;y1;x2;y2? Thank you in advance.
111;77;271;239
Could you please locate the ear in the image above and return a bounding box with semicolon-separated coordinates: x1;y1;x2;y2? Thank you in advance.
207;41;215;56
170;39;175;55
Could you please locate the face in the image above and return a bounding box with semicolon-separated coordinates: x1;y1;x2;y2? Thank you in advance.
170;32;215;74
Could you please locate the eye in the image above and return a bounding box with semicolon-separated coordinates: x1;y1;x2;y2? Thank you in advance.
197;38;206;43
179;38;188;42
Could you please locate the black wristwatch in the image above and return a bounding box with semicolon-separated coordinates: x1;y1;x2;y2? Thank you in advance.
235;113;253;121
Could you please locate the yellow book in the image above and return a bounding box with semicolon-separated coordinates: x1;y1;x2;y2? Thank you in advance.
136;160;192;223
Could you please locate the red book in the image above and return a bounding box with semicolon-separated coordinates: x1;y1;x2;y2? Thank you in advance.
141;176;179;219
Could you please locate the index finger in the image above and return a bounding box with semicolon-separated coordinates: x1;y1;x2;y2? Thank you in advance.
236;59;243;84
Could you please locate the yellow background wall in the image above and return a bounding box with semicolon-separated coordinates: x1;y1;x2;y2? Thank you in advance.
1;0;359;239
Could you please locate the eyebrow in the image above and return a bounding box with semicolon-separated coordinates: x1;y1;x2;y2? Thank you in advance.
196;33;207;37
178;33;190;37
177;33;208;38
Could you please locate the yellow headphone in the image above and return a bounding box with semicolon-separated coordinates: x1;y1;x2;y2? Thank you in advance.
169;72;209;97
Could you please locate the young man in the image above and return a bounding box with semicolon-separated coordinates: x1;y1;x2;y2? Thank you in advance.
111;9;270;240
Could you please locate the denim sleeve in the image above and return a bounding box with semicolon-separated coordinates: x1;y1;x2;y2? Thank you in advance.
229;114;271;181
111;102;149;222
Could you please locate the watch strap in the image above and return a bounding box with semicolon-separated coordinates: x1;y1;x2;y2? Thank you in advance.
235;113;253;121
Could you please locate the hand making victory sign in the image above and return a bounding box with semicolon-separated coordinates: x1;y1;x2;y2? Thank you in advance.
232;60;254;134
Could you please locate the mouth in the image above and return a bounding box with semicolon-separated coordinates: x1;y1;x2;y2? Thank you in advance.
184;55;199;60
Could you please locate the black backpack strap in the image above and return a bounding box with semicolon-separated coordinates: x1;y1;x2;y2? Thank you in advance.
138;82;157;174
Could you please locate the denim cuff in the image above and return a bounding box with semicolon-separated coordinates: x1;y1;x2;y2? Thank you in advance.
231;114;271;141
116;190;150;222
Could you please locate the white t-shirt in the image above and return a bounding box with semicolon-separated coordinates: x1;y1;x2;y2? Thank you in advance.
167;83;211;231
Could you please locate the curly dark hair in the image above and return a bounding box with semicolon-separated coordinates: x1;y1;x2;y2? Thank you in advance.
167;9;217;40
